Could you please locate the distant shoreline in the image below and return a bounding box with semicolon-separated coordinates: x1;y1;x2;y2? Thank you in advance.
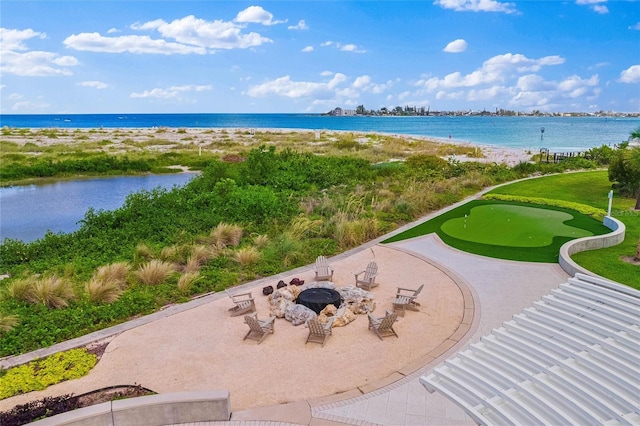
1;126;534;167
1;114;637;152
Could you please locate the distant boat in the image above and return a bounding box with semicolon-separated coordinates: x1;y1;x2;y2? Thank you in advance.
64;119;71;122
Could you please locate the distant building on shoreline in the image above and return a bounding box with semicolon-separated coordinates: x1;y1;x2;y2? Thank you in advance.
327;107;357;116
324;105;639;118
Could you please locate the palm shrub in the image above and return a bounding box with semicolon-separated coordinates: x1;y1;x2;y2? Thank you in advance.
135;260;176;285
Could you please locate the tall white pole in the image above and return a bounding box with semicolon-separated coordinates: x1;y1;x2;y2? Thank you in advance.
607;190;613;217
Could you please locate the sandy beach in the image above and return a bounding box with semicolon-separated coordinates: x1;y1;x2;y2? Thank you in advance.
2;127;534;167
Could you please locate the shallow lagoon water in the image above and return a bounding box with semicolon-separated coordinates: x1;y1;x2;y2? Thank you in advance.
0;173;196;242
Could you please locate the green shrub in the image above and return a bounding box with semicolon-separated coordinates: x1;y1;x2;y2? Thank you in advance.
0;348;97;399
483;193;606;220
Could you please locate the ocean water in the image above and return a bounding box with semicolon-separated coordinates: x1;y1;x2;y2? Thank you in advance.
1;113;638;152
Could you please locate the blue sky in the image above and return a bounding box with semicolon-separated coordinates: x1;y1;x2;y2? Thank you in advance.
1;0;639;114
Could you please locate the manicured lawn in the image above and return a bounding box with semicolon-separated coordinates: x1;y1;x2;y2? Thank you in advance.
383;170;639;289
382;200;609;263
490;170;639;288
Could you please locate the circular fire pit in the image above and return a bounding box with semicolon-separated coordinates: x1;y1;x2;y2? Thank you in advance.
296;288;341;314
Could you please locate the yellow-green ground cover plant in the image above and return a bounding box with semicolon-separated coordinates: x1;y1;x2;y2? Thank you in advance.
0;140;633;357
0;348;97;400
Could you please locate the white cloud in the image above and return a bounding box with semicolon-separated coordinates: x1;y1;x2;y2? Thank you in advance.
67;11;275;55
0;27;79;76
79;81;108;89
619;65;640;83
64;32;206;54
130;84;212;99
11;100;50;111
443;39;467;53
288;20;308;30
302;45;314;52
630;22;640;30
576;0;609;14
235;6;285;26
1;49;78;76
434;0;517;14
0;28;46;50
107;28;120;34
352;75;371;89
321;40;366;53
557;74;598;92
417;53;564;92
7;93;23;100
131;15;272;50
412;52;601;111
247;75;335;98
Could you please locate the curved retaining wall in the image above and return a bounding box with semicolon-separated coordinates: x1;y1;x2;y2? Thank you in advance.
30;390;230;426
559;216;626;278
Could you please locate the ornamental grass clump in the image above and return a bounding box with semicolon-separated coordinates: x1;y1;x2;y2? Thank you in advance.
209;223;243;247
233;246;261;267
135;260;176;286
29;276;75;309
252;234;269;249
0;314;19;333
3;277;37;302
133;243;154;262
287;215;323;239
177;272;200;294
85;278;123;304
189;244;216;266
93;262;130;288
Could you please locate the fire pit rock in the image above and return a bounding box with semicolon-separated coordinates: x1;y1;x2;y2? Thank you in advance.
337;286;376;314
284;304;317;326
319;304;357;327
267;285;302;318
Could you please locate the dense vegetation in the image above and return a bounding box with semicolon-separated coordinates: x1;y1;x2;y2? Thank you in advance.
0;132;635;357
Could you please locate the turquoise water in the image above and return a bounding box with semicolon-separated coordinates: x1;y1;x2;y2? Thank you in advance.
1;114;638;152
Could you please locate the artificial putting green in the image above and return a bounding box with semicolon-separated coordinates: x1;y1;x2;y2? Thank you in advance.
440;204;594;247
382;200;611;262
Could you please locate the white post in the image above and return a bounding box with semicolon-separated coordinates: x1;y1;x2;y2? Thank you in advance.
607;190;613;217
